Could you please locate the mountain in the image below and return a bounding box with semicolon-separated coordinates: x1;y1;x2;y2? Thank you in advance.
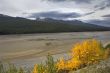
0;14;110;34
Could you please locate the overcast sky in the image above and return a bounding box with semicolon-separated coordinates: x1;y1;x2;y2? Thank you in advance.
0;0;110;26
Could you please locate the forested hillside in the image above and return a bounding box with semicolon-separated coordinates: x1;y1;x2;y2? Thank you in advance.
0;14;110;34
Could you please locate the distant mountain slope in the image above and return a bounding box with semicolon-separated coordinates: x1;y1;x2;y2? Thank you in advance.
0;14;110;34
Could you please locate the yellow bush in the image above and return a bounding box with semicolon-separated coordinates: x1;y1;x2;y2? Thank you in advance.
33;64;38;73
56;39;105;71
56;58;65;70
65;58;81;70
71;39;104;65
104;48;110;59
56;58;81;70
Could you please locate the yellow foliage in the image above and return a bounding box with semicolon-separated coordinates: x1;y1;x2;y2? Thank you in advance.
56;58;81;70
65;58;81;70
104;48;110;59
33;64;38;73
56;58;65;70
71;39;104;65
56;39;105;71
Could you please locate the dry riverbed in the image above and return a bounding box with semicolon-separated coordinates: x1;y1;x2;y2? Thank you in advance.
0;31;110;67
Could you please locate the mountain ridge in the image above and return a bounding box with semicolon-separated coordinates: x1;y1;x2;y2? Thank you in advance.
0;14;110;34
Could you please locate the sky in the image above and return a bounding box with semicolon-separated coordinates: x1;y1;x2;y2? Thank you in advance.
0;0;110;27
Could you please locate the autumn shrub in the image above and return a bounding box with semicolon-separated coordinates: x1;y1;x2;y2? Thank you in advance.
56;58;65;71
104;48;110;59
65;58;82;70
71;39;104;65
56;39;105;72
56;58;81;71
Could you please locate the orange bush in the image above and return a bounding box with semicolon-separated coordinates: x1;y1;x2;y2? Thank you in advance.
71;39;104;65
56;58;65;70
33;64;38;73
56;58;81;71
56;39;105;71
65;58;81;70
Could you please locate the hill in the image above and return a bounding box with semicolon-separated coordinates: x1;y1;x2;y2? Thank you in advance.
0;14;110;34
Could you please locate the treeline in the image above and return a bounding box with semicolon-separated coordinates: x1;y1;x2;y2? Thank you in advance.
0;15;110;34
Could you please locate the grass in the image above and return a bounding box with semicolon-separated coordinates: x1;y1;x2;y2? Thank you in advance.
1;57;110;73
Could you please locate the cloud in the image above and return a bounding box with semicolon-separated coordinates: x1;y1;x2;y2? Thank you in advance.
84;12;95;16
0;0;56;16
45;0;69;1
0;0;84;17
0;0;22;16
94;0;110;11
102;14;110;17
74;0;92;3
45;0;92;3
28;11;81;19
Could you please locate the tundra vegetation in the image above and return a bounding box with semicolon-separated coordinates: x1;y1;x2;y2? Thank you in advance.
0;39;110;73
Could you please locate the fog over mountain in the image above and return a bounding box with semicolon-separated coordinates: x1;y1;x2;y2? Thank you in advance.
0;0;110;27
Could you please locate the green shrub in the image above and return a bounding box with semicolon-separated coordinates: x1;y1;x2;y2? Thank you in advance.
18;67;25;73
46;54;57;73
0;61;5;73
6;63;18;73
33;54;57;73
